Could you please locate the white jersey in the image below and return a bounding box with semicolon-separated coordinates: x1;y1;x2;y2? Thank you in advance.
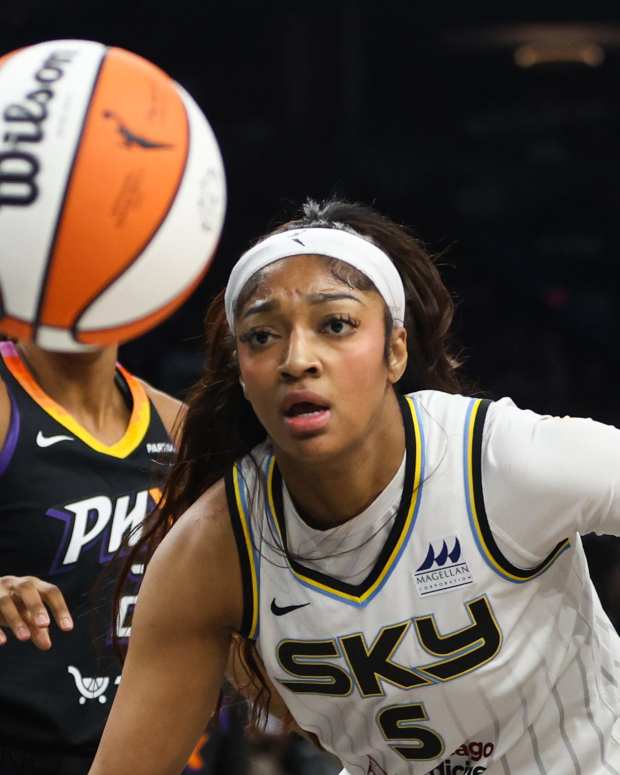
225;391;620;774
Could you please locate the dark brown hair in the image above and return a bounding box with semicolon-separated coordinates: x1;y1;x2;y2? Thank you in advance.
114;197;464;729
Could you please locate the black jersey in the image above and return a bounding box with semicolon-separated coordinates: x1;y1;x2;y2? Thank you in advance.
0;341;173;755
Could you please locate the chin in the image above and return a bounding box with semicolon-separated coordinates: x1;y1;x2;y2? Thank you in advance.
276;431;346;464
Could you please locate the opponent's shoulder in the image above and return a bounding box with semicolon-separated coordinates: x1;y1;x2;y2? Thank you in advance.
137;378;186;442
152;478;243;631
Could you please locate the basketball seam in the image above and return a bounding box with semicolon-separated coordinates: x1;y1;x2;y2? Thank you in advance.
78;253;217;337
1;313;32;323
32;45;109;344
72;85;192;341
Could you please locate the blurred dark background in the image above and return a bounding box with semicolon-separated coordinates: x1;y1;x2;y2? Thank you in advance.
3;2;620;770
3;0;619;422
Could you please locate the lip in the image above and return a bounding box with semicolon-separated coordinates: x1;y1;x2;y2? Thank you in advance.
283;408;331;435
280;390;332;436
280;390;331;416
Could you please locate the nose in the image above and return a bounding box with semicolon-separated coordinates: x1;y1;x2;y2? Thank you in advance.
278;329;321;382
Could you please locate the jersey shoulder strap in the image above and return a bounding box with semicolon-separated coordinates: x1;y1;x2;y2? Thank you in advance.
225;462;259;639
464;397;570;583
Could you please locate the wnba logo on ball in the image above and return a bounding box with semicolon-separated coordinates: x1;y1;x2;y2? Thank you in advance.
0;48;77;207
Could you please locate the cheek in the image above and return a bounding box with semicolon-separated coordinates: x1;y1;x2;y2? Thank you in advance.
237;351;278;410
332;331;387;391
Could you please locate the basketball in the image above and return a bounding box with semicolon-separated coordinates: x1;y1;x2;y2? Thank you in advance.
0;39;226;352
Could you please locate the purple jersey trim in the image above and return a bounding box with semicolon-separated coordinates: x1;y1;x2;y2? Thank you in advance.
0;341;16;358
0;384;20;477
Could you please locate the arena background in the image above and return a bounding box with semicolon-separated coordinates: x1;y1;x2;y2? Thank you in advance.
2;2;620;773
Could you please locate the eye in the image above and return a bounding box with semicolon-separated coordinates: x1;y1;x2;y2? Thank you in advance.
322;314;359;336
238;328;276;348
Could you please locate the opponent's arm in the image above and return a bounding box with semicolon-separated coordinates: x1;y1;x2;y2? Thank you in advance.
89;479;244;775
0;376;73;649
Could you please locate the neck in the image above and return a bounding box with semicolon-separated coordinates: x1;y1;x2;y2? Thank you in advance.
275;389;405;529
17;342;129;443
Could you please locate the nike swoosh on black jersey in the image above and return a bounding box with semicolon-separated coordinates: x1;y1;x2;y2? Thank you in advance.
36;431;75;447
270;599;310;616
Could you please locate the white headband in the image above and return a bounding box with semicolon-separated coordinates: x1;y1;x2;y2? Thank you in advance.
224;227;406;330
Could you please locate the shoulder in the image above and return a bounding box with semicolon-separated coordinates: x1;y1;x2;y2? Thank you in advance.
408;390;529;439
152;477;244;632
480;398;620;546
406;389;478;436
408;389;475;413
482;397;620;482
163;478;231;558
137;378;187;442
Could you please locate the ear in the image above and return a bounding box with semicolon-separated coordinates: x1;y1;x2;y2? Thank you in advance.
387;326;408;384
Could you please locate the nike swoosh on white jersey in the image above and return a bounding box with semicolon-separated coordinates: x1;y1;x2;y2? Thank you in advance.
36;431;75;448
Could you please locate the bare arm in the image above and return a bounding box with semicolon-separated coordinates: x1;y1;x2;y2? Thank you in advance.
89;479;244;775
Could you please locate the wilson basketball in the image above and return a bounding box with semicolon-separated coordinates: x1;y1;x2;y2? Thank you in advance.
0;40;226;351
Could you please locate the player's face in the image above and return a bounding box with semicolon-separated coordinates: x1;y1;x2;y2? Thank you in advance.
235;254;405;462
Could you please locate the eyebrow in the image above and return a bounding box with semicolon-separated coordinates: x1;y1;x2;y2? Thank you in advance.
242;299;278;319
241;291;363;319
307;292;363;305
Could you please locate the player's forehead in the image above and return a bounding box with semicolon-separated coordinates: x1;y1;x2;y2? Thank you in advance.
235;254;368;315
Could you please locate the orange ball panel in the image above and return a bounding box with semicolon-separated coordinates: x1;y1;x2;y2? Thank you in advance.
39;47;190;329
0;316;34;341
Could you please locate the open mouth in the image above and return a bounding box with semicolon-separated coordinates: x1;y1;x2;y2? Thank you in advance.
282;398;331;435
285;401;329;418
